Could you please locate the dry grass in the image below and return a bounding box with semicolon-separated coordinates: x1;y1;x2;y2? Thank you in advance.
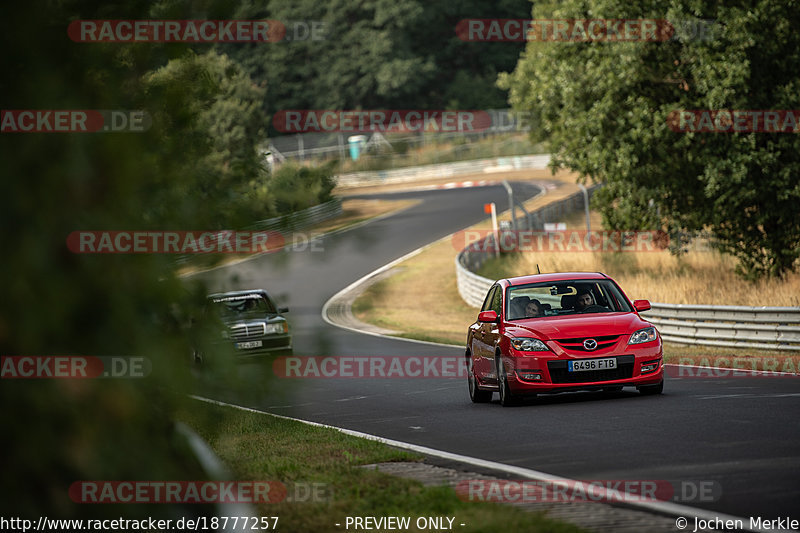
353;240;479;346
485;243;800;307
661;343;800;372
478;205;800;306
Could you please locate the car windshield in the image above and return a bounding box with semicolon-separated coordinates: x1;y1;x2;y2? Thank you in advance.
506;279;633;320
209;295;277;319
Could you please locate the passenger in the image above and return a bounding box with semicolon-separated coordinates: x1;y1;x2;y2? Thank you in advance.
510;296;530;319
525;299;543;318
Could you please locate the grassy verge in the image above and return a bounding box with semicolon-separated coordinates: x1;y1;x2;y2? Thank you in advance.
176;400;585;533
662;343;799;372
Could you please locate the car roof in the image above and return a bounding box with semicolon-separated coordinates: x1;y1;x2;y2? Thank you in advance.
503;272;610;286
208;289;270;301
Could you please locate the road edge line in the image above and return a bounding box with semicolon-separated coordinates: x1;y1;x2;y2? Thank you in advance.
189;395;766;532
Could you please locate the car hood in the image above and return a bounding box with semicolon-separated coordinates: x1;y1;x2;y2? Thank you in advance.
220;313;282;326
505;312;651;340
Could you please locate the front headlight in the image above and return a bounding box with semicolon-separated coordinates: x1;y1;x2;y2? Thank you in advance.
628;327;657;345
511;337;549;352
264;322;286;335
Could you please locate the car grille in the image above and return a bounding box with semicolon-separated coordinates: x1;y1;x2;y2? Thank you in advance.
548;355;634;384
229;323;266;341
555;334;623;352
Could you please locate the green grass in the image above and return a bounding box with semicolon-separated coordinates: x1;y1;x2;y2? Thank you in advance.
176;400;587;533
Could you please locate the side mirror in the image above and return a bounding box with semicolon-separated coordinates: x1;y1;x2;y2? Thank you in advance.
633;300;651;312
278;306;289;313
478;310;498;323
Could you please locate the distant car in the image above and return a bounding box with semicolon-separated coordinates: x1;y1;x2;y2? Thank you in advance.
466;272;663;406
193;289;291;363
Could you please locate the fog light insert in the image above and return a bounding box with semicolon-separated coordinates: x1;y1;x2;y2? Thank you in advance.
641;360;661;374
517;371;542;381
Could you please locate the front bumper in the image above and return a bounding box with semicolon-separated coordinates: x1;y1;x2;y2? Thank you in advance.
232;334;293;357
503;349;663;395
201;334;293;359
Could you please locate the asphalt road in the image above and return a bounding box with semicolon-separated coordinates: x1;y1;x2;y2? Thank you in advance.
191;181;800;521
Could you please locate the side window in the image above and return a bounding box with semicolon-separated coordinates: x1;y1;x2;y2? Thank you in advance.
490;286;503;316
481;286;497;312
593;283;610;309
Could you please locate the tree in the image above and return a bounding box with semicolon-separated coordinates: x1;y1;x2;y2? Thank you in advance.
144;49;273;225
499;0;800;278
219;0;531;133
0;0;272;519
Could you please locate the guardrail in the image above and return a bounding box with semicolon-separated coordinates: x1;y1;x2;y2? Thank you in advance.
337;154;550;188
454;188;800;351
248;198;342;231
456;186;600;306
176;199;342;266
641;304;800;351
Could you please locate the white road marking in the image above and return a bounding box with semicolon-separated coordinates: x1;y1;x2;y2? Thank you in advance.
335;395;369;402
190;395;764;532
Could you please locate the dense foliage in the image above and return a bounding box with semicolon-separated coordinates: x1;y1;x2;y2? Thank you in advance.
219;0;531;133
500;0;800;278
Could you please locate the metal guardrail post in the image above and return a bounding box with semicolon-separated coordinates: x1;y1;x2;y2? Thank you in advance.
502;180;517;233
577;183;591;232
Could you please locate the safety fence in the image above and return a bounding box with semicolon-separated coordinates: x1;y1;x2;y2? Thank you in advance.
336;154;551;188
454;189;800;351
247;198;342;231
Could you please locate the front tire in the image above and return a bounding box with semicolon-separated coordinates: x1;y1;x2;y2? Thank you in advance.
639;381;663;395
497;357;520;407
468;357;492;403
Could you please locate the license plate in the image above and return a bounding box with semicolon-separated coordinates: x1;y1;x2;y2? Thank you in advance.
236;340;263;350
568;358;617;372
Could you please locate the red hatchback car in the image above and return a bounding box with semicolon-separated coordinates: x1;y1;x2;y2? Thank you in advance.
466;272;663;406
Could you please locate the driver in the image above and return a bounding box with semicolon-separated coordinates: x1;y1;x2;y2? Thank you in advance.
574;289;594;312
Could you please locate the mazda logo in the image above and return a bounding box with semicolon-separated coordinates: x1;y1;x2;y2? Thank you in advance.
583;338;598;350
